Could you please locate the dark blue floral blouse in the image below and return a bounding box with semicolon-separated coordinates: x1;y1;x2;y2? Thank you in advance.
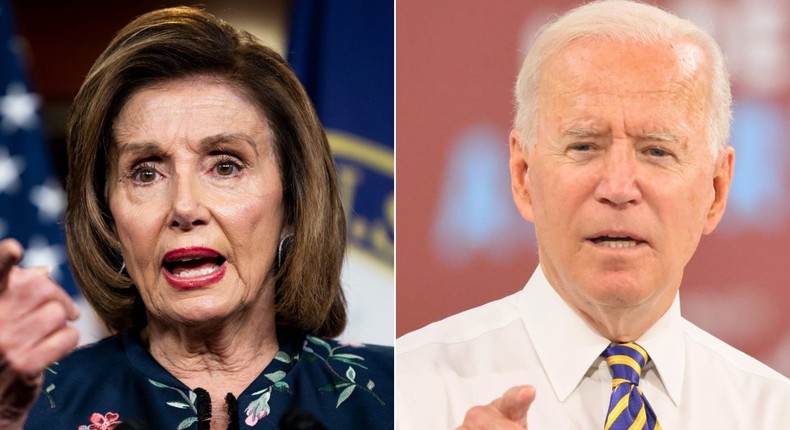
25;328;393;430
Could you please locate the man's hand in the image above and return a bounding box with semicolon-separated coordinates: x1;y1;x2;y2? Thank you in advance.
0;239;80;427
457;385;536;430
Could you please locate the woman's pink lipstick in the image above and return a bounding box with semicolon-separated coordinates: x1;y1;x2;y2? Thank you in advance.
161;247;226;289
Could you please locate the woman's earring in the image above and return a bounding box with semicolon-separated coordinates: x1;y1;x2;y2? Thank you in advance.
277;234;294;270
116;241;127;275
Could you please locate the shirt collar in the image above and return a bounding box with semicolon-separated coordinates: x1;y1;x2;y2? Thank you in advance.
636;294;685;405
519;265;685;405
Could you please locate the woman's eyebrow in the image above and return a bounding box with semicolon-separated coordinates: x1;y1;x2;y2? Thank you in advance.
199;133;260;156
115;141;166;159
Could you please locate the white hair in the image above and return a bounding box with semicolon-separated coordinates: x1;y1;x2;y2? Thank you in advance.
513;0;731;157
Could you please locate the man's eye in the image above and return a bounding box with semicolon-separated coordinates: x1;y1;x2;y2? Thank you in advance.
569;143;594;152
646;147;670;157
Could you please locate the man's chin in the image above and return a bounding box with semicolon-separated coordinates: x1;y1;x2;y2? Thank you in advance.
577;272;659;307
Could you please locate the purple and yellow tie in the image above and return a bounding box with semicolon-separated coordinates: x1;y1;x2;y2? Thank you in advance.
602;343;661;430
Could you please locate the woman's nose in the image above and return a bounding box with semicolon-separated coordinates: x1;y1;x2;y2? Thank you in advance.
168;174;208;230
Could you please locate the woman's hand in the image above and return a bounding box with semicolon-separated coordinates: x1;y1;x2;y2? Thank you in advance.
0;239;80;428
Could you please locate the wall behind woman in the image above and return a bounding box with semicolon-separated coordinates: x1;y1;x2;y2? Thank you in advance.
396;0;790;375
9;0;393;346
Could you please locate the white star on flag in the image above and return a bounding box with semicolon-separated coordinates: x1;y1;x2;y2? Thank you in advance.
0;146;24;194
0;81;39;132
30;177;66;222
21;235;66;281
1;0;81;336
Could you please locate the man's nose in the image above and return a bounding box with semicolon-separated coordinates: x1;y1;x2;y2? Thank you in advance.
593;146;642;207
168;174;208;230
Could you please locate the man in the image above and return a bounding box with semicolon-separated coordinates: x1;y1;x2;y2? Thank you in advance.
396;1;790;428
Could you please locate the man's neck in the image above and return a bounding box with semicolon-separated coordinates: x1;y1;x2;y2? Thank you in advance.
564;290;677;342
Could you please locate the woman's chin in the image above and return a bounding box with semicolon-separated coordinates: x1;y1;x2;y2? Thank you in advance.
150;299;244;329
144;282;275;332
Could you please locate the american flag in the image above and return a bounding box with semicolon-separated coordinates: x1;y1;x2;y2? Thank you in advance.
0;0;75;295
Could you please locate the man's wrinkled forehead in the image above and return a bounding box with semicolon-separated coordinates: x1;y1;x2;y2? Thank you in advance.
542;37;706;90
536;37;711;122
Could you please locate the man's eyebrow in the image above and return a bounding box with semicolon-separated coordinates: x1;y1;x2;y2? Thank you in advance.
562;127;604;138
643;131;681;142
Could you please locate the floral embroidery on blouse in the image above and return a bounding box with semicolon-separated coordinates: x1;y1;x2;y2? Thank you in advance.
42;365;58;408
147;378;199;430
244;351;292;426
76;412;122;430
241;336;385;427
304;335;385;408
40;334;389;429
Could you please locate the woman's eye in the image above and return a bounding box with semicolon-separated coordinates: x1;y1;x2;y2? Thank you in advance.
216;162;236;176
129;164;161;183
138;170;157;182
213;158;243;176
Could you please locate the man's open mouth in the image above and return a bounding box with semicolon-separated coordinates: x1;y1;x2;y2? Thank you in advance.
590;236;643;249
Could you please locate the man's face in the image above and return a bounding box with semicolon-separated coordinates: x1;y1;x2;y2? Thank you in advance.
510;38;734;332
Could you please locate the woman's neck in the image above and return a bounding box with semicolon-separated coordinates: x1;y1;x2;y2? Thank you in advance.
144;311;279;428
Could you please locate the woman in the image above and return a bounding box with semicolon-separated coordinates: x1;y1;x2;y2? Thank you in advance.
0;6;392;429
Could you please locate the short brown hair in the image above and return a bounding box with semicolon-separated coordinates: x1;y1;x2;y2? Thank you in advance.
65;6;347;337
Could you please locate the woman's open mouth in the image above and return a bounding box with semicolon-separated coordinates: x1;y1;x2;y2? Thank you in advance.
161;247;227;289
164;256;225;277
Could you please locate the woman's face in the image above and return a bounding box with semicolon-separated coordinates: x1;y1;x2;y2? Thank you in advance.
108;76;285;327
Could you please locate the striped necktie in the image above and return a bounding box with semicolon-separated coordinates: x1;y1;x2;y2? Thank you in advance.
602;343;661;430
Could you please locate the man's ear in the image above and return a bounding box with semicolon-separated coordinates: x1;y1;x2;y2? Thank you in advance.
510;129;535;222
703;146;735;235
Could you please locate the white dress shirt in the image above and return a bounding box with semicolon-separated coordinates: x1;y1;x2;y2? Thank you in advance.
396;266;790;429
